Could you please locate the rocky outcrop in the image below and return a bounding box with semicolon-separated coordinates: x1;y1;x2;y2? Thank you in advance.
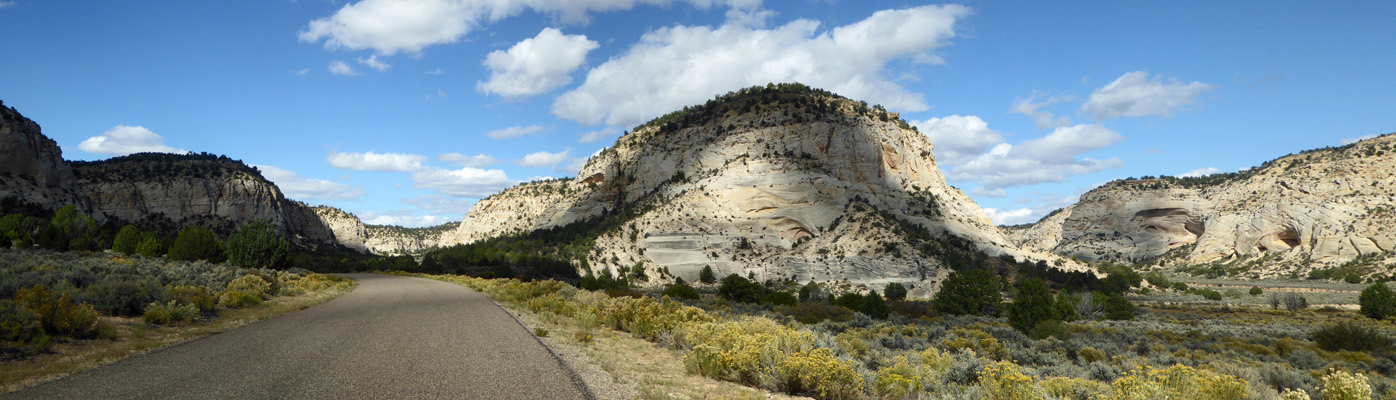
364;223;455;255
305;205;368;251
0;101;85;209
439;85;1084;289
1013;133;1396;277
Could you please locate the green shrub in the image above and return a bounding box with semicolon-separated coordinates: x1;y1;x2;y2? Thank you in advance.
135;235;165;257
142;300;198;325
1010;278;1055;334
1359;283;1396;320
1249;286;1264;296
934;268;1001;316
167;225;224;263
662;282;700;300
14;285;99;338
224;274;273;299
111;225;142;255
218;290;262;308
761;291;798;307
0;299;46;344
859;291;889;319
778;301;852;324
1312;322;1391;352
169;285;217;314
1053;291;1079;322
225;219;288;269
1095;292;1134;320
798;281;820;302
699;265;716;284
884;282;908;301
718;274;764;303
832;292;865;311
83;279;165;317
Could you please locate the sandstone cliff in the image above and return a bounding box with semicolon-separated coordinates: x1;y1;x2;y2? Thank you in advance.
0;101;86;210
438;85;1084;290
1010;134;1396;277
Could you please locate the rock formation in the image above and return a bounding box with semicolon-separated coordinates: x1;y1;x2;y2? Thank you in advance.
435;85;1084;290
0;100;85;209
1009;134;1396;277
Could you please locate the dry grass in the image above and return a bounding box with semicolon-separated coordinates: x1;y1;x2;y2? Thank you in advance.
0;280;354;393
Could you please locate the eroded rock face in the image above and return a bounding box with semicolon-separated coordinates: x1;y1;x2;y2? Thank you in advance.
0;101;84;209
1014;134;1396;276
438;89;1084;290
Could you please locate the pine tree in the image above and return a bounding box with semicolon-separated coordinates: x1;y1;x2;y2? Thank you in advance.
860;290;889;319
111;225;142;255
699;265;716;284
933;269;1002;316
1009;278;1054;333
1360;283;1396;320
884;282;908;302
226;219;289;269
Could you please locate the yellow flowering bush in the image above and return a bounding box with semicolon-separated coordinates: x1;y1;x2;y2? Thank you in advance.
874;356;922;399
979;361;1045;400
775;347;864;400
1106;364;1247;400
1320;369;1371;400
942;327;1007;360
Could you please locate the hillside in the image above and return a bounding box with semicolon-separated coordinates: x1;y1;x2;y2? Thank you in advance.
1009;133;1396;278
432;84;1084;293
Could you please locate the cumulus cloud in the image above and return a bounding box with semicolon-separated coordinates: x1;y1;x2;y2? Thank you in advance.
515;149;569;168
1080;71;1213;120
562;158;589;174
1340;134;1378;145
411;166;516;198
552;4;971;127
78;125;186;156
255;164;365;201
438;153;499;167
1010;93;1074;129
357;54;392;71
1178;167;1222;178
405;194;477;215
914;115;1003;166
579;128;619;143
0;2;15;9
947;124;1124;192
360;212;452;227
486;125;544;139
478;28;599;98
299;0;761;55
326;151;427;172
329;60;357;75
984;207;1034;225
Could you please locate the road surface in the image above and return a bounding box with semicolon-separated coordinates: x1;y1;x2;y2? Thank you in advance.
4;273;592;399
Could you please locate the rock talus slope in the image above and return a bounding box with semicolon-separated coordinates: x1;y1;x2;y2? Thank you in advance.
1010;134;1396;276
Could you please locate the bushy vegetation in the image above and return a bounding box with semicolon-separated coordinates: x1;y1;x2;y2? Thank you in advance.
1361;283;1396;320
225;219;288;269
933;268;1001;316
409;272;1396;400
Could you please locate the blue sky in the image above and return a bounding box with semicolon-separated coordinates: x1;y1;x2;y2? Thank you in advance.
1;1;1393;226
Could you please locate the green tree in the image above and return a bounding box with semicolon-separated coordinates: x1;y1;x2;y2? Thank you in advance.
111;225;142;255
718;274;763;303
225;219;288;269
1052;290;1079;322
166;225;224;262
1249;286;1264;296
933;269;1002;316
832;292;865;311
884;282;908;302
798;281;820;302
699;265;716;284
860;290;889;319
1360;283;1396;320
663;282;700;300
1095;291;1135;320
135;234;165;257
1008;278;1055;334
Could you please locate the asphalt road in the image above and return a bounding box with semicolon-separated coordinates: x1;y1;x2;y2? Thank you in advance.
4;273;592;399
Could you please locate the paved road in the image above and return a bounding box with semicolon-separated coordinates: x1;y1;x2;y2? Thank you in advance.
4;274;592;399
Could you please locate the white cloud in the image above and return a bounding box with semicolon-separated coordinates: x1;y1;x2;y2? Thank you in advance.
255;164;365;201
1010;93;1074;129
1178;167;1222;178
438;153;499;167
1080;71;1213;120
515;149;570;168
562;158;588;174
361;212;451;227
579;128;619;143
0;2;15;9
299;0;760;56
411;166;516;198
357;54;392;71
326;151;426;172
984;207;1034;225
552;4;971;127
296;68;311;76
1340;134;1378;145
405;194;477;215
78;125;186;156
913;115;1003;166
947;124;1124;191
426;68;444;75
487;125;544;139
478;28;599;98
329;60;357;75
